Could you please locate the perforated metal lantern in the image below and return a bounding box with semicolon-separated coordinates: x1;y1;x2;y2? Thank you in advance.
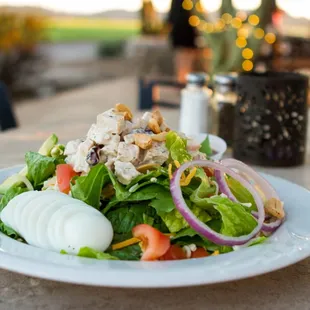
233;72;309;167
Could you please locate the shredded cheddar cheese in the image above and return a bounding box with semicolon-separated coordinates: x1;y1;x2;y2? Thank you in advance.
112;237;140;251
168;164;173;180
174;160;181;168
180;167;197;187
211;250;220;256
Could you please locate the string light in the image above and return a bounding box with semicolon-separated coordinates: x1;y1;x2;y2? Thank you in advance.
197;20;206;31
231;17;242;28
242;60;254;71
189;15;200;27
248;14;260;26
238;27;249;38
242;48;254;59
195;1;204;13
215;19;226;31
254;28;265;39
222;13;233;24
182;0;193;11
205;22;214;33
236;11;247;21
265;32;276;44
236;37;247;48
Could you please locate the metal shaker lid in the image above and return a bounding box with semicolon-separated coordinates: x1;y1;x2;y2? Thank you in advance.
186;72;209;86
214;72;238;85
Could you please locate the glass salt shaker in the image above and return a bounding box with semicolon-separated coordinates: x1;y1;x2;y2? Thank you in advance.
179;72;212;136
211;73;238;147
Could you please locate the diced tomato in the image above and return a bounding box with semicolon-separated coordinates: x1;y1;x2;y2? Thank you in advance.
56;164;78;194
191;247;209;258
160;245;187;261
203;167;214;177
132;224;170;261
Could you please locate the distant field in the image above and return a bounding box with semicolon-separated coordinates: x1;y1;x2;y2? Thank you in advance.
44;17;141;42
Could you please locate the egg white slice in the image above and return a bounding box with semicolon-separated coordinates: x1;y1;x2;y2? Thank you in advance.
25;194;71;247
1;191;38;233
17;192;65;242
64;212;113;254
46;202;98;252
50;204;99;253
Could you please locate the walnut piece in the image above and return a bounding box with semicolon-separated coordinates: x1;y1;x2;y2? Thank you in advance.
152;110;163;126
134;133;152;150
148;118;161;134
264;198;285;219
115;103;133;121
151;132;167;142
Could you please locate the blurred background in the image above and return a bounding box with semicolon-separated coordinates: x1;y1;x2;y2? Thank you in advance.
0;0;309;102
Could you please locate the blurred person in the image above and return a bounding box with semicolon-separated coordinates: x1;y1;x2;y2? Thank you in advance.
167;0;203;83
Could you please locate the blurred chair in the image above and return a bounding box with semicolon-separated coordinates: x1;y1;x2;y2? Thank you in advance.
0;82;18;131
138;77;185;110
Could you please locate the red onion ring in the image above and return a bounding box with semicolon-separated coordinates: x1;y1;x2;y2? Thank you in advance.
251;211;282;232
214;170;237;202
170;160;265;246
221;158;279;200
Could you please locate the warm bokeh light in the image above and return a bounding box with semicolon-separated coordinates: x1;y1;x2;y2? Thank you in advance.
276;0;310;19
242;48;254;59
182;0;193;11
195;1;204;13
242;59;254;71
254;28;265;39
238;27;249;38
152;0;171;13
236;37;247;48
222;13;233;24
201;0;222;13
189;15;200;27
232;0;262;11
231;17;242;28
248;14;260;26
205;22;214;33
236;11;248;21
197;20;206;31
265;32;276;44
215;19;225;31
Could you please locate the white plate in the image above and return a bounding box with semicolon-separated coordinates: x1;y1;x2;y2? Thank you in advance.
0;166;310;288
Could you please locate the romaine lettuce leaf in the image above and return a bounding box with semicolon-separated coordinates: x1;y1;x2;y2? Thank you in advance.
157;204;211;233
71;164;110;209
125;167;169;190
166;131;191;164
226;177;257;211
215;203;257;237
78;247;118;260
190;180;216;211
0;222;20;239
0;186;28;212
25;152;56;188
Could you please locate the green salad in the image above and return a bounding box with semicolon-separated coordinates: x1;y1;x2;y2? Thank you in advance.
0;105;285;261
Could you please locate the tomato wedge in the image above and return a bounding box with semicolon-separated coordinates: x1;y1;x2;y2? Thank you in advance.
56;164;78;194
132;224;170;261
160;245;187;260
191;247;209;258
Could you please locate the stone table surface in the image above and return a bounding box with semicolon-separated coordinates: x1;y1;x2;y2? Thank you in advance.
0;77;310;310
